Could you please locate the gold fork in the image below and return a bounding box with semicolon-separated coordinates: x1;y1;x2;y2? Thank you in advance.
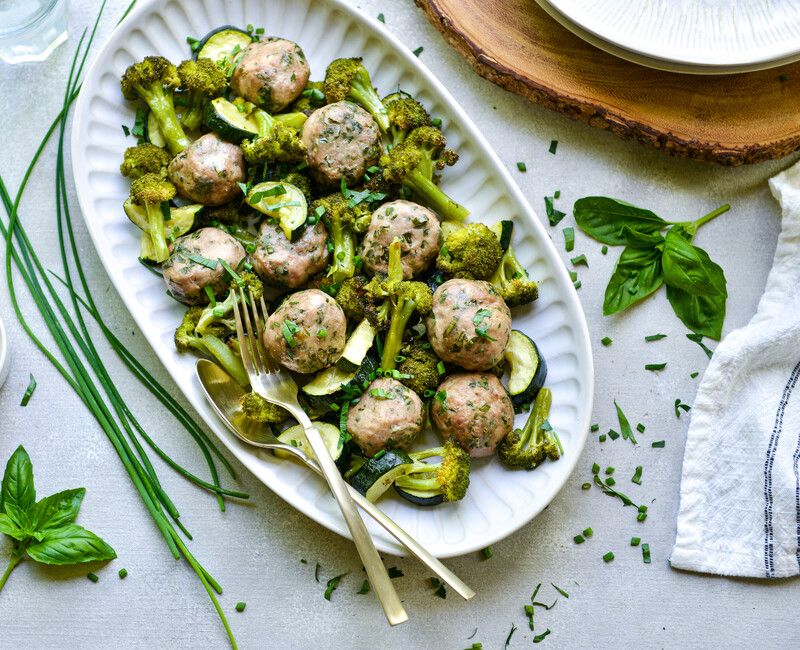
232;288;408;625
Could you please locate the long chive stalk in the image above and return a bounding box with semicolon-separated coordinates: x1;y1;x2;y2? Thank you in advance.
0;3;240;646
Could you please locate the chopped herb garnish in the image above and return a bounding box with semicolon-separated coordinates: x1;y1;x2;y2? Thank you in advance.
388;567;404;578
582;528;593;539
429;576;447;599
686;333;714;359
607;429;620;440
533;630;551;643
524;603;535;629
632;466;643;485
590;423;599;432
87;573;99;583
570;254;588;267
674;398;691;418
690;371;699;379
552;583;569;598
645;333;667;342
645;363;667;371
631;536;641;546
481;546;493;559
636;423;645;433
317;328;328;338
574;534;585;544
601;245;608;255
517;161;527;172
217;258;243;285
642;543;651;564
186;35;201;51
592;462;600;475
563;227;575;252
435;390;446;405
184;251;218;269
573;280;582;290
314;562;321;582
282;319;300;348
431;117;442;128
357;579;371;594
324;572;347;600
377;12;385;22
601;336;613;347
605;477;616;486
131;107;146;140
605;466;614;475
581;482;591;490
235;602;246;612
614;401;637;444
548;140;558;154
652;440;666;448
599;434;607;442
412;46;424;57
544;194;566;226
118;568;128;579
20;374;37;406
121;124;130;136
504;623;517;648
602;551;615;563
370;387;395;399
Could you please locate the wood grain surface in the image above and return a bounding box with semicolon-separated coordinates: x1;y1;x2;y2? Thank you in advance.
415;0;800;165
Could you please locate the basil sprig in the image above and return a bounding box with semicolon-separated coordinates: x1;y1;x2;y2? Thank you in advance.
0;446;116;592
574;198;729;340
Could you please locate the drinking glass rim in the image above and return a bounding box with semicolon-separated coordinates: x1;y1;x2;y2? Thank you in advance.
0;0;63;38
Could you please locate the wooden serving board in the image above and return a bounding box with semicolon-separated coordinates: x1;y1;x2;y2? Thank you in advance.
415;0;800;166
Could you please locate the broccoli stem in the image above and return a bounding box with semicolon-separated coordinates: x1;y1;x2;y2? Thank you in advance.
252;109;277;138
328;221;356;283
403;170;469;222
491;245;524;285
395;471;439;492
144;202;170;263
522;388;552;449
190;334;249;387
381;298;416;370
136;83;190;154
181;98;204;131
349;83;390;131
195;293;236;335
274;112;308;131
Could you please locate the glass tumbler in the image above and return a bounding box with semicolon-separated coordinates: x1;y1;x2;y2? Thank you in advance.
0;0;69;64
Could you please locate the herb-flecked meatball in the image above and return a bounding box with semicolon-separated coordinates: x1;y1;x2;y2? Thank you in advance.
347;377;425;456
251;219;329;289
263;289;346;374
360;200;441;279
162;227;246;305
426;279;511;371
301;101;381;187
430;373;514;458
168;133;245;206
231;38;310;112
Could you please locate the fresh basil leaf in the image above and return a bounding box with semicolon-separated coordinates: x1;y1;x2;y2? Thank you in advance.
4;502;31;531
1;445;35;514
661;229;727;296
622;227;665;249
32;488;85;531
666;285;726;340
603;243;664;315
25;524;117;566
0;513;25;540
574;197;667;246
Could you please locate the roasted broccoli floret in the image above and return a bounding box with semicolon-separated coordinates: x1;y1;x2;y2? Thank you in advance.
240;391;289;424
175;307;249;387
195;272;264;335
120;143;171;179
278;171;312;204
396;342;441;395
177;58;227;131
383;92;432;146
372;126;468;221
335;275;368;322
437;222;503;280
490;243;539;307
394;441;470;503
233;99;307;165
311;193;371;283
323;58;389;131
129;173;176;263
121;56;190;155
497;388;560;470
290;81;326;113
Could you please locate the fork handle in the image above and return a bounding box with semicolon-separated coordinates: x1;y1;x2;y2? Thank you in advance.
295;411;408;625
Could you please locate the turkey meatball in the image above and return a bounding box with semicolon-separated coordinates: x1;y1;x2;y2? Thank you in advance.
231;38;310;112
347;378;425;456
163;227;246;305
360;200;441;279
252;220;329;289
168;133;245;206
263;289;346;374
426;279;511;371
430;373;514;458
301;101;381;187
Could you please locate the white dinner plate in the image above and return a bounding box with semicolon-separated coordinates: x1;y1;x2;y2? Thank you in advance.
540;0;800;74
71;0;594;557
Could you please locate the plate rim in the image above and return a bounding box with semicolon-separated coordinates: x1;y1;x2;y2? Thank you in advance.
70;0;595;557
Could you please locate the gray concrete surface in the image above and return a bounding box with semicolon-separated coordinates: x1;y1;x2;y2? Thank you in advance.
0;0;798;648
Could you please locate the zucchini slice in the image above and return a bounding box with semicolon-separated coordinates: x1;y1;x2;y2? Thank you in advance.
504;330;548;408
439;220;462;241
204;97;260;143
394;485;443;507
247;181;307;239
336;319;376;373
302;364;358;398
350;450;413;502
274;422;343;462
123;200;203;262
489;220;514;252
195;26;252;65
145;110;166;148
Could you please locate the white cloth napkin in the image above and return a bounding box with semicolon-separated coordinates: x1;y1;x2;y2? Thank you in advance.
670;160;800;578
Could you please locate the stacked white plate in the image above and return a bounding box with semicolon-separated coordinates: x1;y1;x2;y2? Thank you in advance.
536;0;800;74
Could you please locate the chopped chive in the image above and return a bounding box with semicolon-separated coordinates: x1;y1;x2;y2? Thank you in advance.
568;269;578;282
544;195;566;226
504;623;517;648
599;434;607;442
377;12;385;22
533;630;551;643
548;140;558;154
652;440;665;448
324;572;348;600
590;423;599;432
632;466;643;485
636;423;645;433
607;429;620;440
437;360;446;375
552;583;569;598
570;254;588;267
573;280;582;290
631;537;641;546
605;466;615;475
554;190;561;199
121;124;130;136
581;482;591;490
87;573;99;583
431;117;442;128
603;551;615;563
690;371;699;379
186;36;201;52
388;567;404;578
20;374;37;406
357;579;371;594
601;336;613;346
674;399;691;418
235;602;246;612
642;543;651;564
645;363;667;371
118;568;128;579
481;546;493;559
614;401;637;444
184;251;218;269
645;333;667;342
591;462;600;475
204;285;216;306
314;562;321;582
582;528;593;538
563;227;575;252
686;333;713;359
524;603;535;629
517;161;527;172
412;46;424;57
429;577;447;599
574;534;585;544
601;245;608;255
605;477;616;486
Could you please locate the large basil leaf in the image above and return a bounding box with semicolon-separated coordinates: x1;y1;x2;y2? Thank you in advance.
603;243;665;315
0;513;25;540
26;524;116;565
662;229;727;296
666;285;726;340
0;446;35;515
574;197;667;246
32;488;85;531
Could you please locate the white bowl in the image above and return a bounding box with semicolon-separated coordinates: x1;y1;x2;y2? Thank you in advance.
0;314;9;390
